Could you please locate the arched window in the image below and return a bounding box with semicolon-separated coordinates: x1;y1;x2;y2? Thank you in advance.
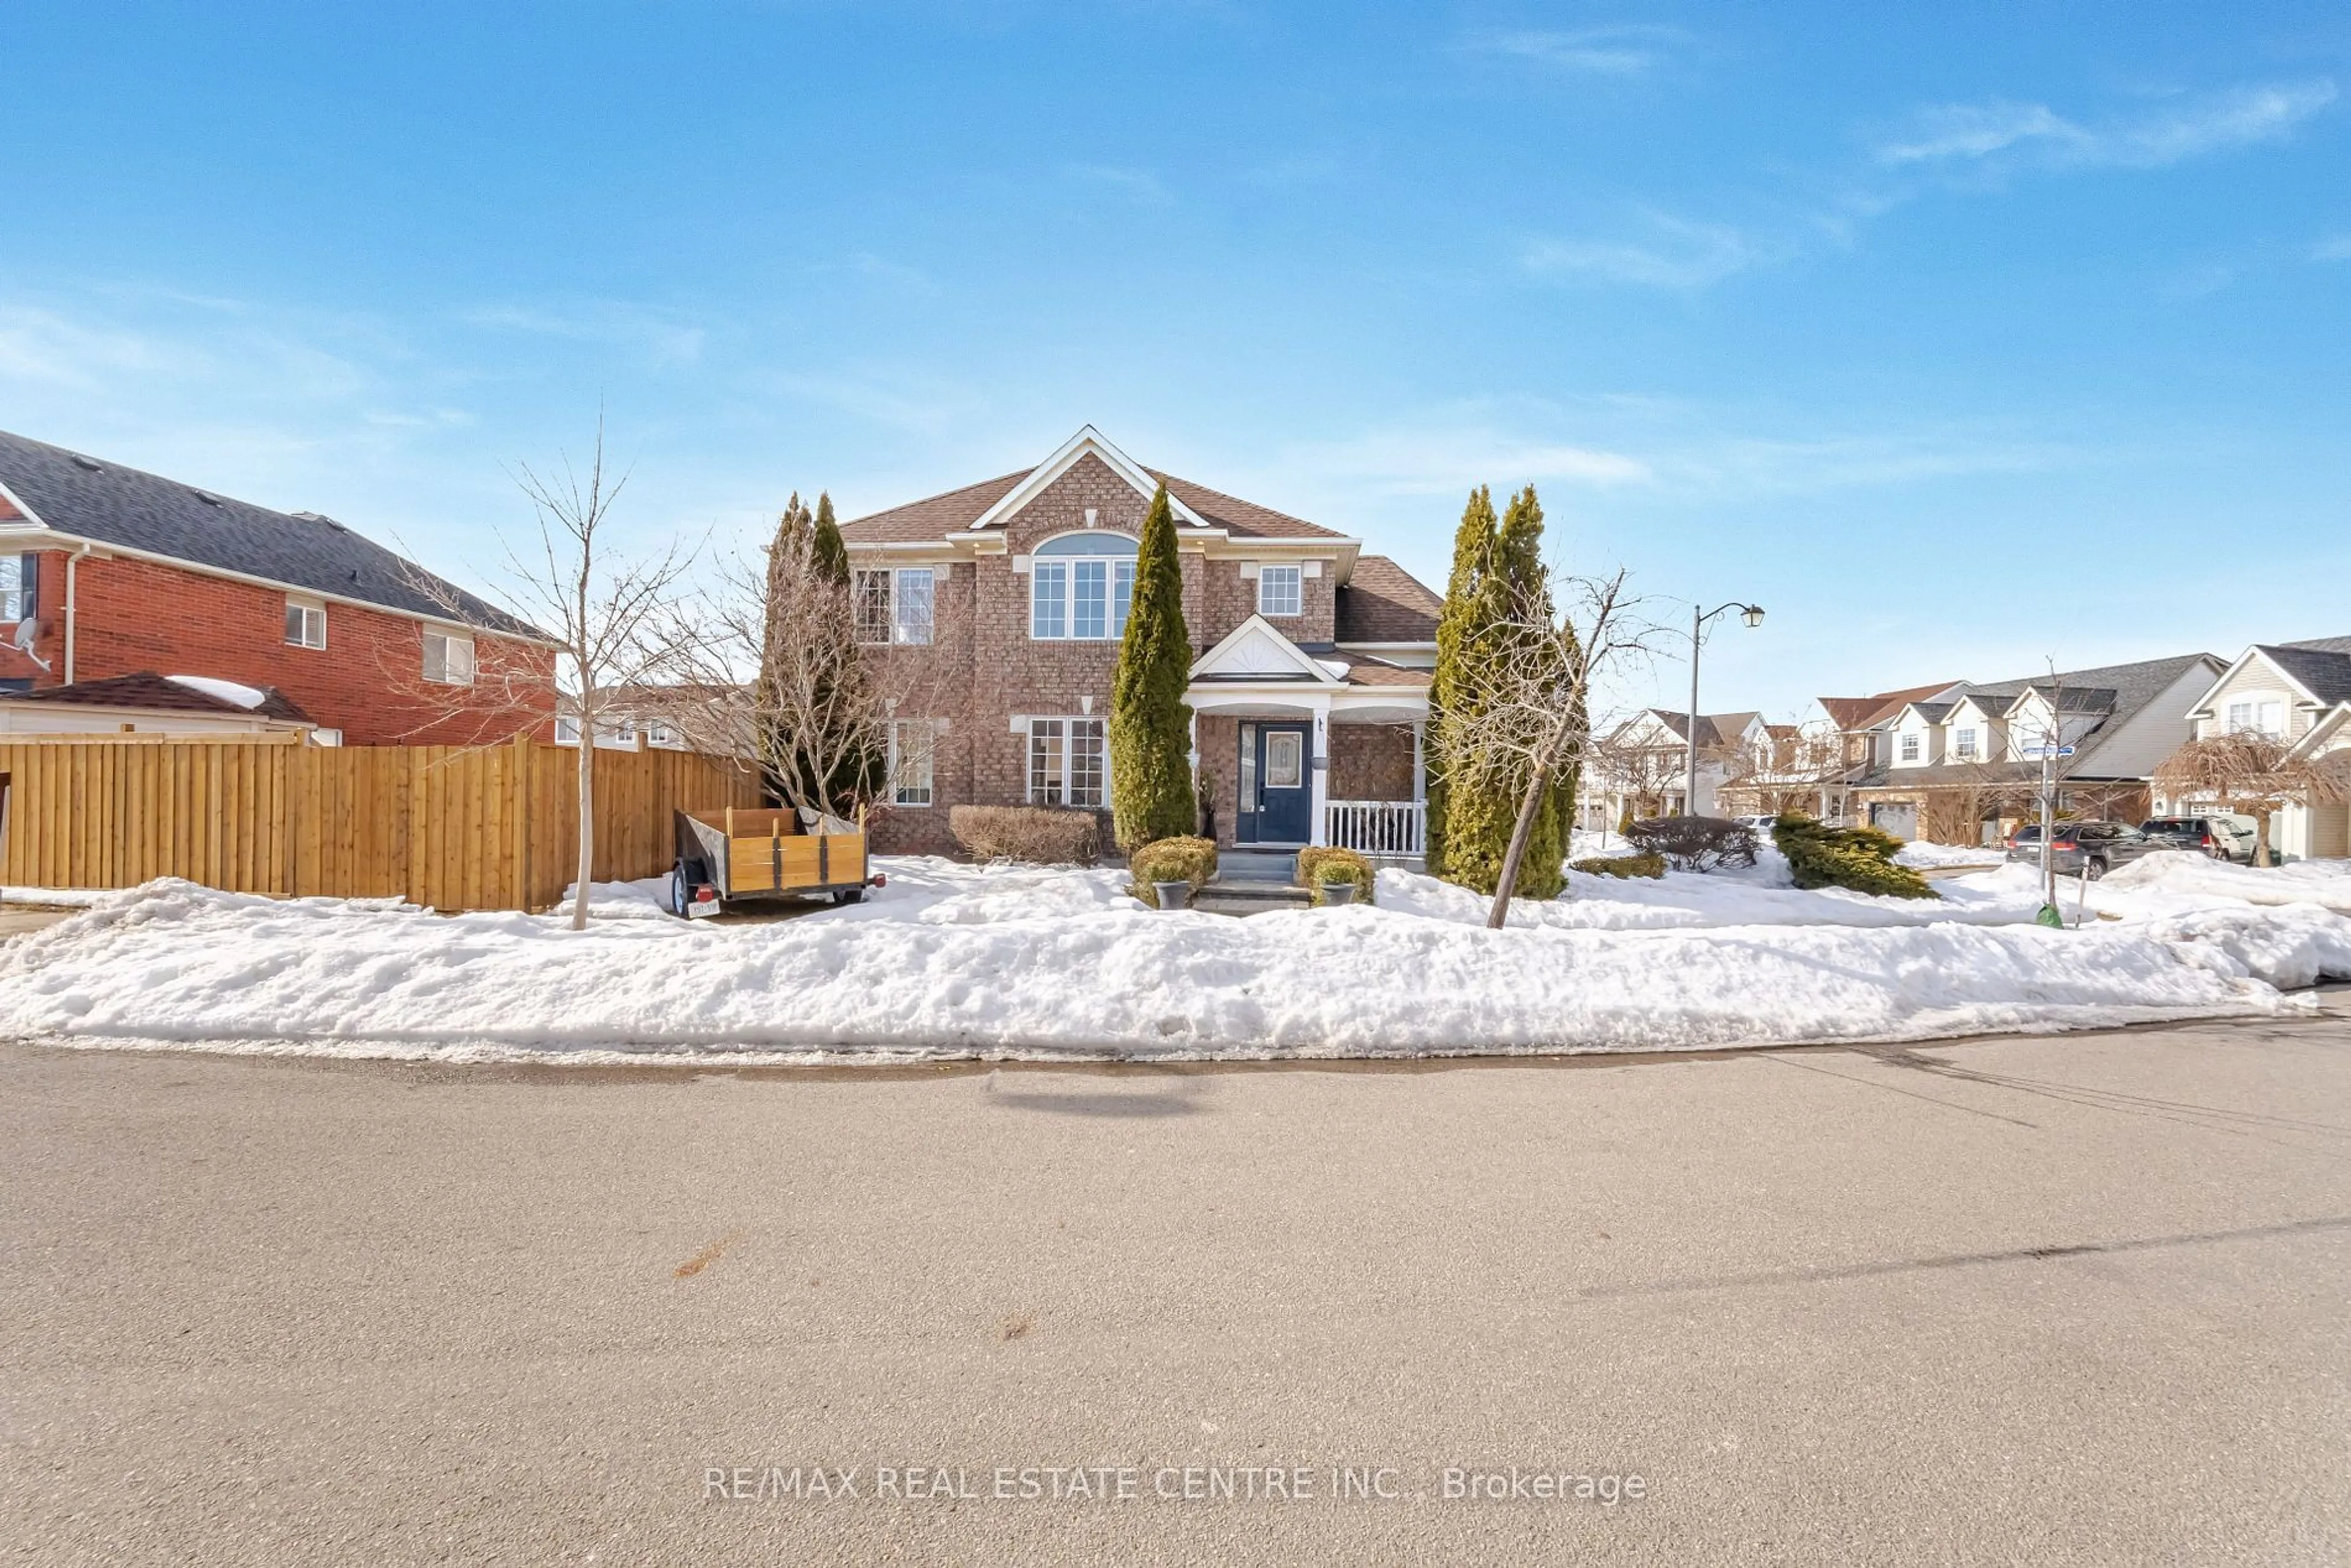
1029;532;1138;641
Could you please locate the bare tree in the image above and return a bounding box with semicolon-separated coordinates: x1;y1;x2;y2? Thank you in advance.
1430;569;1656;928
512;424;696;928
2154;732;2351;868
1588;722;1687;822
388;418;695;928
641;514;962;826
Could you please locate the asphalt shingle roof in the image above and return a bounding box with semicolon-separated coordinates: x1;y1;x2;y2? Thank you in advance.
838;458;1349;542
0;429;536;636
0;670;316;724
1335;555;1441;643
2260;643;2351;705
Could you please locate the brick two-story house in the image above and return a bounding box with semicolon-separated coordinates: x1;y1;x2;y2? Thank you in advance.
837;426;1441;859
0;429;550;745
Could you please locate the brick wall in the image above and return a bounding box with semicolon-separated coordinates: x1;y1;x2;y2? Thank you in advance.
1329;723;1417;800
0;548;552;745
857;453;1355;855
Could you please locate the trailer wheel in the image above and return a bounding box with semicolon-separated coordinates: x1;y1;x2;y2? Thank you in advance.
666;863;691;917
833;888;864;906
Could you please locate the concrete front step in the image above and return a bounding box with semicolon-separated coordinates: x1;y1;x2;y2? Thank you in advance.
1191;880;1314;916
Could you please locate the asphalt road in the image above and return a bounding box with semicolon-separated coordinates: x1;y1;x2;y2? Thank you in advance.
4;1011;2349;1566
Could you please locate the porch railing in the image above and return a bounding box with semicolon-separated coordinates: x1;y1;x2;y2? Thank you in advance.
1325;799;1426;858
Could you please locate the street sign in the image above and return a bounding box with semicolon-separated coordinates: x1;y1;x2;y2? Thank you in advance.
2019;745;2075;759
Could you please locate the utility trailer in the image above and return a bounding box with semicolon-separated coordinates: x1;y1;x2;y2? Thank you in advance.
666;805;883;917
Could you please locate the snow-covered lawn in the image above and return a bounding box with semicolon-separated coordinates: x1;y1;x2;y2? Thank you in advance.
2;849;2348;1066
1894;839;2009;870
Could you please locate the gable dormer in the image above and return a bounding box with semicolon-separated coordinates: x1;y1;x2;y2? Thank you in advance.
964;426;1215;536
1888;702;1952;767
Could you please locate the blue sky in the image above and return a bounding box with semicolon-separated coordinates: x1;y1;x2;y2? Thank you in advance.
4;2;2346;719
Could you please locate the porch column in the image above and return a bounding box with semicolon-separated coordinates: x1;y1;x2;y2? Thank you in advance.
1412;721;1426;803
1186;710;1198;775
1308;700;1332;847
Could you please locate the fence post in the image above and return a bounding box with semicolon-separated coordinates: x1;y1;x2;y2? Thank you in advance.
511;731;533;912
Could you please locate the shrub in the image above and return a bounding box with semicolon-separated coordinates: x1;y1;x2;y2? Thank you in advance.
1571;852;1665;879
949;806;1101;866
1130;835;1218;907
1295;846;1374;907
1108;486;1196;851
1772;812;1936;899
1622;815;1759;872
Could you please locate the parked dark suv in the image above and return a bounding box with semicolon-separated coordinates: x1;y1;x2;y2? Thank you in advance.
2003;820;2164;879
2140;816;2255;863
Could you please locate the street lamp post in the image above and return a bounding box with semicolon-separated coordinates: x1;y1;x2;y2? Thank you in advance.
1685;601;1766;817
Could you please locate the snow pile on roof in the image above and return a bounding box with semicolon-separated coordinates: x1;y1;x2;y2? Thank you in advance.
164;675;269;710
1;853;2346;1065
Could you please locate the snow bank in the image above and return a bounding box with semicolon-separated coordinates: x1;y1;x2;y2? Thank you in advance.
1;852;2344;1066
1895;839;2008;869
2099;853;2351;913
1;887;110;908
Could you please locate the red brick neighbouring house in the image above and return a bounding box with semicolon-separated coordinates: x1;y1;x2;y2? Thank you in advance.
838;426;1441;860
0;429;552;745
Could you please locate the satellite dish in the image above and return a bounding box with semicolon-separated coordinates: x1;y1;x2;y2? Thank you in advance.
9;617;51;672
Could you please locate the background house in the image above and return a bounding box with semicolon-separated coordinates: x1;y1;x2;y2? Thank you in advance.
1584;708;1770;825
835;426;1439;859
2163;636;2351;861
1847;653;2222;842
0;429;550;745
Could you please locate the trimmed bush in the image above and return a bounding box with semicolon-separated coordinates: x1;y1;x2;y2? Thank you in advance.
1130;835;1218;907
1571;852;1665;879
949;806;1101;866
1622;815;1759;872
1772;812;1936;899
1295;846;1374;907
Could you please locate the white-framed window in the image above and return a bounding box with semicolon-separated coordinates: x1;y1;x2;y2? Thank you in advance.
646;722;681;749
1899;732;1921;763
1026;717;1107;807
1257;563;1303;618
285;596;326;650
1029;535;1137;641
854;567;935;646
0;553;36;621
1954;726;1978;761
889;719;937;807
422;628;474;685
2224;697;2285;738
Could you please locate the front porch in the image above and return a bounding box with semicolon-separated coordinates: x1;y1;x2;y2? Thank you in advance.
1190;711;1427;860
1183;610;1433;860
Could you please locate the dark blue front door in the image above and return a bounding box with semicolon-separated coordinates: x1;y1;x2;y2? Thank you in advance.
1242;722;1312;844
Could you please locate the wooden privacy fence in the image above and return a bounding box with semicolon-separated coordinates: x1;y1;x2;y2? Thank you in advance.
0;734;762;912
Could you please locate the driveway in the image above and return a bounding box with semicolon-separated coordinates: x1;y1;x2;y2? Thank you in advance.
4;1010;2347;1565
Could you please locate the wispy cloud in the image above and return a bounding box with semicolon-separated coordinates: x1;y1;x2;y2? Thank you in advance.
1649;429;2077;499
1462;24;1690;77
461;300;707;366
1877;79;2337;170
1522;213;1766;290
1272;420;1650;499
1060;162;1174;206
2311;233;2351;262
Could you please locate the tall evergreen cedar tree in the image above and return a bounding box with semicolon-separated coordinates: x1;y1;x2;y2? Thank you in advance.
1427;484;1575;898
1109;485;1197;851
760;491;882;811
